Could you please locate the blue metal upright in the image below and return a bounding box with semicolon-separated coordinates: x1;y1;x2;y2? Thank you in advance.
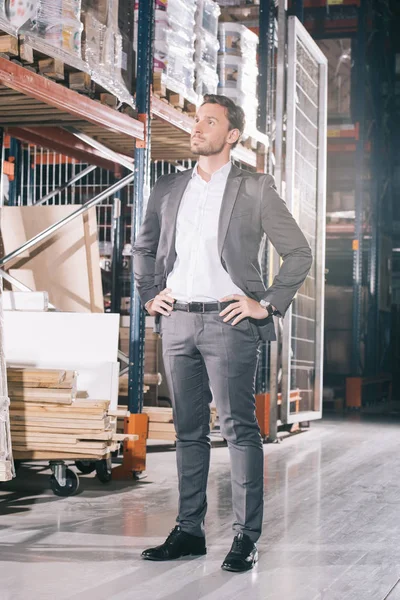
128;0;154;414
257;0;275;394
258;0;272;136
367;3;384;376
351;0;367;375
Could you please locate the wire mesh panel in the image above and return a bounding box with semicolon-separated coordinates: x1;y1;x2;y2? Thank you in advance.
281;17;327;424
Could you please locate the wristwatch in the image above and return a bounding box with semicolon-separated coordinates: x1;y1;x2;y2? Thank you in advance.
259;299;279;317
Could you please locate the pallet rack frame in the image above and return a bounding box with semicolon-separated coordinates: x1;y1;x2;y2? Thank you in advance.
0;1;276;472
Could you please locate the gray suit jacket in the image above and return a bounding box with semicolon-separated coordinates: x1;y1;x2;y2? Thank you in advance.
133;164;312;341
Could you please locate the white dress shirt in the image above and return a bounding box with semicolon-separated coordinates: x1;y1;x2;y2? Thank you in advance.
167;161;244;302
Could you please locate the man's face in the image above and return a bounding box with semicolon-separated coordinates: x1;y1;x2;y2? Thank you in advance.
190;103;238;156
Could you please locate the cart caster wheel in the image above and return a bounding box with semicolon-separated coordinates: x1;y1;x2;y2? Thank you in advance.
75;460;96;475
96;458;112;483
50;468;79;497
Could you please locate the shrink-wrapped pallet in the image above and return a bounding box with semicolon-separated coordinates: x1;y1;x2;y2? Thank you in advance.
218;23;258;128
195;0;220;97
135;0;197;101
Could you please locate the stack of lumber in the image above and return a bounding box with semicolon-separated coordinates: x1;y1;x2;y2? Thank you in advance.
119;373;160;397
7;368;134;460
119;327;160;404
141;406;218;442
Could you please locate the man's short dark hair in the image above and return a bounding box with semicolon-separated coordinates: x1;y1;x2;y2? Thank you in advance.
202;94;245;149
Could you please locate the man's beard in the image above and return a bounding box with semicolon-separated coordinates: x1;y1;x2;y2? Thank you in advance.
190;138;226;156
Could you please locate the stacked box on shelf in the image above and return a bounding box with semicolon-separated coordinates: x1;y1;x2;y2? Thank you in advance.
2;0;83;57
135;0;197;102
81;0;131;98
194;0;220;97
34;0;83;57
218;22;259;129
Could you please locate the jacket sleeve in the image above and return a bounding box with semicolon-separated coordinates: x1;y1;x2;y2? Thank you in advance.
132;176;164;307
260;175;313;316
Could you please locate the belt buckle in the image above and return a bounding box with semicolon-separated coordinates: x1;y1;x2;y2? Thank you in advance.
190;302;203;313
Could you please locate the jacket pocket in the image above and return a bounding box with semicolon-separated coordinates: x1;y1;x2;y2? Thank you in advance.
230;211;252;220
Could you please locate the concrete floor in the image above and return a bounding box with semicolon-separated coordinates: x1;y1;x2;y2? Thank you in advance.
1;415;400;600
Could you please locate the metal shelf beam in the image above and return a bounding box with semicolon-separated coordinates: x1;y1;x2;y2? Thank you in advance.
0;57;144;141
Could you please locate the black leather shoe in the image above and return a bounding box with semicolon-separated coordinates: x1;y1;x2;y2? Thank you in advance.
141;526;207;561
221;533;258;572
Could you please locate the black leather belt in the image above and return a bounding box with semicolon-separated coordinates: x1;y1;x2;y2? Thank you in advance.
173;301;235;313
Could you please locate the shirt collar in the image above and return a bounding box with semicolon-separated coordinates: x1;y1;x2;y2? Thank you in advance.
192;161;232;182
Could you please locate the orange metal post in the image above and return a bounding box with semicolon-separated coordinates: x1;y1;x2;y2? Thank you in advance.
346;377;363;409
112;413;149;480
256;393;271;438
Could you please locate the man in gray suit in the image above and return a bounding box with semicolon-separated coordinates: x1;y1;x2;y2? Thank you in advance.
134;95;312;572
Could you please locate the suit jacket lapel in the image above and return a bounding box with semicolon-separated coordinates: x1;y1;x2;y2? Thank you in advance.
218;165;243;257
165;168;193;275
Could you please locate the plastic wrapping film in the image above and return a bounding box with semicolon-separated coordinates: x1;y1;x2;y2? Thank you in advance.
218;54;258;91
196;29;219;70
0;0;83;55
0;266;14;481
195;62;219;96
0;0;38;34
135;0;198;101
194;0;220;97
218;87;258;128
81;0;134;103
32;0;82;56
217;23;258;128
218;22;258;59
0;1;134;105
196;0;220;38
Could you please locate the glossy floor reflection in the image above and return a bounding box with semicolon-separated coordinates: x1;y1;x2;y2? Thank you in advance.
1;415;400;600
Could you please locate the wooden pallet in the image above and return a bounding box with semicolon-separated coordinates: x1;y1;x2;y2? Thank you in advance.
0;32;108;100
153;73;197;116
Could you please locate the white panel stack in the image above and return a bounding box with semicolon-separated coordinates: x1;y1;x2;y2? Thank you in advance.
4;312;120;410
218;22;259;128
194;0;220;97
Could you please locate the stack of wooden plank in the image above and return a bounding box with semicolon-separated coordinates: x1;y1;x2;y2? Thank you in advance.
141;406;218;442
119;327;160;404
7;368;130;460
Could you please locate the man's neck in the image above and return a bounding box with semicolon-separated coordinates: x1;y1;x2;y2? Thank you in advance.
197;154;231;182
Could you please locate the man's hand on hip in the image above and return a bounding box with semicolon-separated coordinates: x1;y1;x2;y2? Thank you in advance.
146;288;175;317
219;294;268;325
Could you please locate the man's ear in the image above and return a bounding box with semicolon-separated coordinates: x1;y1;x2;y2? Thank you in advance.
227;128;240;146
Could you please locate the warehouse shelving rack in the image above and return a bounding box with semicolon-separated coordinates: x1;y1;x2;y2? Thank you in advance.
0;0;277;476
304;0;395;409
